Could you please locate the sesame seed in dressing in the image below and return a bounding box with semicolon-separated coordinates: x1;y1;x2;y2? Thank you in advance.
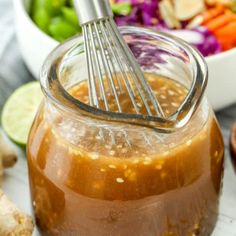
160;86;167;91
168;90;176;96
177;89;184;95
143;157;152;165
121;148;128;154
90;153;99;160
161;103;168;107
187;140;192;146
109;164;116;169
105;144;111;150
163;151;170;156
147;76;156;82
137;102;142;108
144;157;152;161
160;94;167;100
143;160;152;165
171;102;179;108
109;150;116;156
57;169;62;177
116;178;124;183
132;159;139;164
165;109;170;114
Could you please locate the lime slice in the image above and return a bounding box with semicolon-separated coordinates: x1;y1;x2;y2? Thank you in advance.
1;82;43;145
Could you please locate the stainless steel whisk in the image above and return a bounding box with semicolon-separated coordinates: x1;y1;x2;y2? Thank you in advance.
73;0;207;131
74;0;165;117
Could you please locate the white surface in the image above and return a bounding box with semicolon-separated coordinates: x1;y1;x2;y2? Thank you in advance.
14;0;236;111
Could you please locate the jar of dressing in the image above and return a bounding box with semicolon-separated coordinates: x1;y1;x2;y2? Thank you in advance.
27;27;224;236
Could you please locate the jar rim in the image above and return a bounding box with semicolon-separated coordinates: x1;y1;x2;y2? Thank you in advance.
40;26;208;132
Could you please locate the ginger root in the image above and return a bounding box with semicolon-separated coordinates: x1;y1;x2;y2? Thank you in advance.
0;133;17;179
0;190;34;236
0;133;34;235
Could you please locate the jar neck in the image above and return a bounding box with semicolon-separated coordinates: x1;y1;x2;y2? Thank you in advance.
40;27;208;132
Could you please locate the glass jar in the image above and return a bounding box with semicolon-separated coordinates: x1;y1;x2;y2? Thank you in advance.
27;27;224;236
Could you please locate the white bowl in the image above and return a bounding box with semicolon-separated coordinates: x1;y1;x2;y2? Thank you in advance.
14;0;236;110
13;0;57;77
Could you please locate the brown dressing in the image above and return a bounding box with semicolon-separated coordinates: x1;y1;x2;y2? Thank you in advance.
27;74;224;236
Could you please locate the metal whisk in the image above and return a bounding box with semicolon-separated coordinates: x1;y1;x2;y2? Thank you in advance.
73;0;207;131
74;0;164;116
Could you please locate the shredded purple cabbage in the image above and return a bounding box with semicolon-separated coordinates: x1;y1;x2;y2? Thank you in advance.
158;26;222;56
114;0;222;56
193;27;222;56
115;0;159;27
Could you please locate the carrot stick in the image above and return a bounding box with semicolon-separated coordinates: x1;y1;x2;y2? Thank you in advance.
214;21;236;38
205;12;236;32
202;5;225;24
217;38;235;50
214;21;236;50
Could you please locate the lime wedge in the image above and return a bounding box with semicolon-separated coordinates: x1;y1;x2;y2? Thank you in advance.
1;82;43;145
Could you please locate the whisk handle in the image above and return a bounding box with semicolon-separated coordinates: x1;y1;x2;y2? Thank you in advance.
73;0;113;25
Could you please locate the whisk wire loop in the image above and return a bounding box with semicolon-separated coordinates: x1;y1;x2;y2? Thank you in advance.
88;24;109;110
99;22;123;94
93;23;122;112
104;20;149;115
109;20;165;117
82;17;167;117
83;27;96;107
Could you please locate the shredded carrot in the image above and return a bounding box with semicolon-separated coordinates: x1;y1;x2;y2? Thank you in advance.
205;12;236;32
202;5;225;24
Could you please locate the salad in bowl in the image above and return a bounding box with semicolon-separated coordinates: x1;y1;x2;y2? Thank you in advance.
30;0;236;57
14;0;236;109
